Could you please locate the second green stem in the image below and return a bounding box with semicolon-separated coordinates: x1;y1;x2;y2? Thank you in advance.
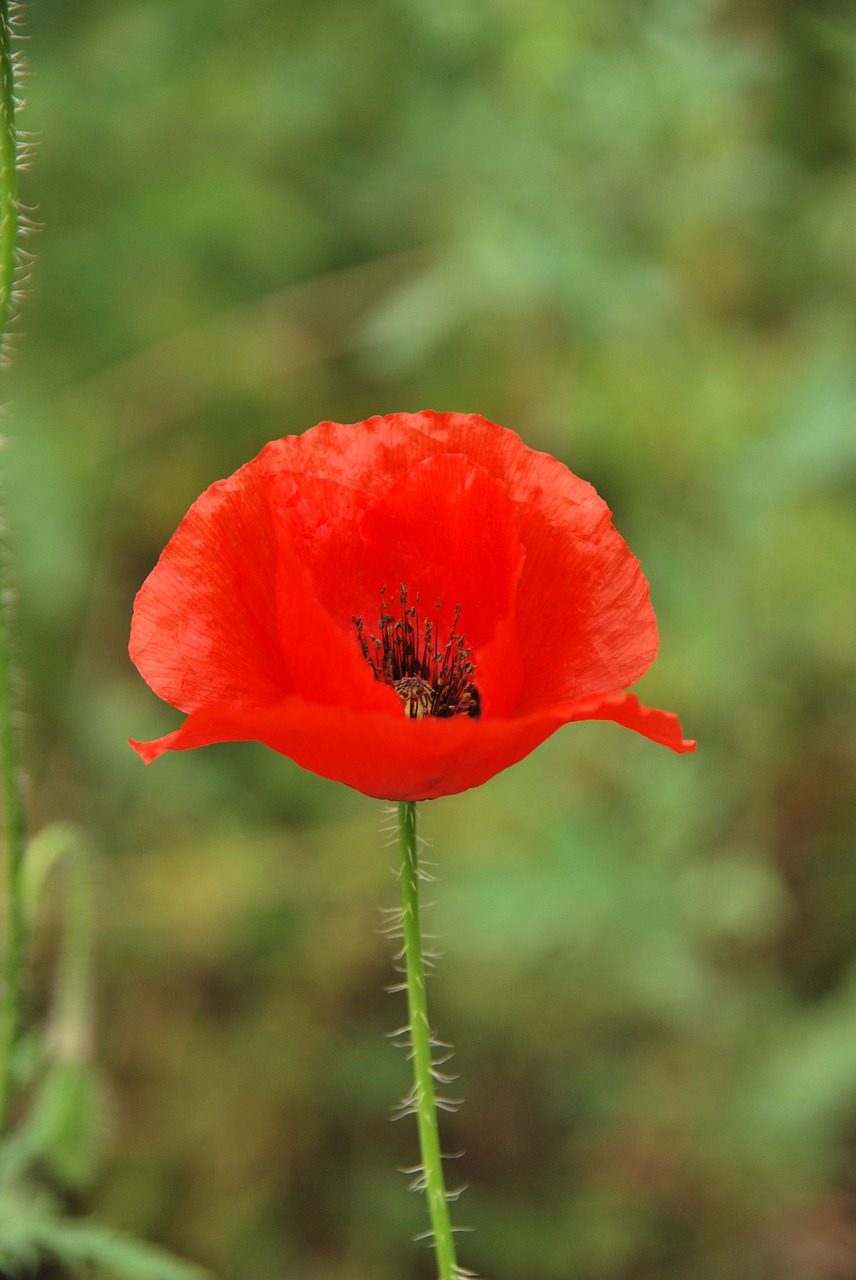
0;0;25;1136
397;800;459;1280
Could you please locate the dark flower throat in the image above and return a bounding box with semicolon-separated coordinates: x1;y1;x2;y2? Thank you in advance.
354;586;481;719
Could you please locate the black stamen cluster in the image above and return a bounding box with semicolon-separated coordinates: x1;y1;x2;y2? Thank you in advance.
354;585;481;720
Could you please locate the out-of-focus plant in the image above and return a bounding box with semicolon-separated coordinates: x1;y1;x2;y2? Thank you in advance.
0;6;207;1275
0;825;208;1278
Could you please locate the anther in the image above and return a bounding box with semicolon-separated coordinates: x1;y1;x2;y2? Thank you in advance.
355;586;481;720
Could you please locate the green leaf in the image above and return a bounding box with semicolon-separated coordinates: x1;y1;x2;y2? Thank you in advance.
0;1180;211;1279
32;1219;211;1280
0;1061;102;1190
33;1060;103;1190
21;823;93;922
0;1183;61;1274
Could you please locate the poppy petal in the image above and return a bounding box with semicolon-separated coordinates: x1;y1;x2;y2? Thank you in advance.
356;453;525;715
364;413;661;706
512;505;659;712
559;690;696;753
131;458;394;717
129;462;287;712
130;687;693;801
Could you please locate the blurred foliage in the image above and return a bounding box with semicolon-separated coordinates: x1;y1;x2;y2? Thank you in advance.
2;0;856;1276
0;825;208;1278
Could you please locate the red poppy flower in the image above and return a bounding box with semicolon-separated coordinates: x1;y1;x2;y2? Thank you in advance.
129;412;694;800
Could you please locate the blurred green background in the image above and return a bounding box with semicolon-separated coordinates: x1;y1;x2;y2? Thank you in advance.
5;0;856;1276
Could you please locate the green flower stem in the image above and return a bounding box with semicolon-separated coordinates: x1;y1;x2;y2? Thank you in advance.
0;0;24;1134
0;571;24;1136
0;0;19;334
397;800;459;1280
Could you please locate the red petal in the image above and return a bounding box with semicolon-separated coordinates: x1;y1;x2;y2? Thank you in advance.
129;462;287;712
267;466;376;633
269;449;526;716
357;454;522;644
512;505;658;712
356;453;525;715
559;691;696;753
130;690;694;801
277;414;659;708
130;456;393;717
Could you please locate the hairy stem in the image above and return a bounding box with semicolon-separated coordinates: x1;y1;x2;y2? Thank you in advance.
0;0;18;334
0;0;24;1133
397;800;459;1280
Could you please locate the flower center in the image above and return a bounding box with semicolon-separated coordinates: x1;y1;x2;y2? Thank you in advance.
353;586;481;720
